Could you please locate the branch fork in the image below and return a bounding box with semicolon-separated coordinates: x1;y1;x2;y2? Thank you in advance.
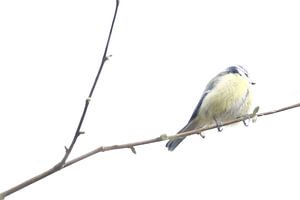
0;0;120;199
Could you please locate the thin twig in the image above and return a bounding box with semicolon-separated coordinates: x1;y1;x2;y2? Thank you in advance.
62;103;300;167
0;0;120;199
257;103;300;117
60;0;120;166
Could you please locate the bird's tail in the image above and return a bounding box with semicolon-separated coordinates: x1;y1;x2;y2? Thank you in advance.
166;136;186;151
166;123;193;151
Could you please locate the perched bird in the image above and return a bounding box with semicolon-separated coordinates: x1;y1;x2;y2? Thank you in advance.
166;65;255;151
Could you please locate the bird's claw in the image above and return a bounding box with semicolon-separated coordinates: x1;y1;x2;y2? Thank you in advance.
214;118;223;132
217;125;223;132
198;132;205;138
243;116;251;127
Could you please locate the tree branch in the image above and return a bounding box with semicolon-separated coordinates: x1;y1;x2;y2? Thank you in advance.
63;103;300;168
1;103;299;199
0;0;120;199
59;0;120;166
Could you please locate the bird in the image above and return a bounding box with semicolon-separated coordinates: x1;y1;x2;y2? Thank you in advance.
166;65;255;151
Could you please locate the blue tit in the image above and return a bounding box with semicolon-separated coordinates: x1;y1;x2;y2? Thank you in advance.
166;65;255;151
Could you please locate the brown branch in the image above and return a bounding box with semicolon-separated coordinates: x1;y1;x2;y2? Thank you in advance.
57;103;300;169
64;103;300;167
0;0;120;199
60;0;120;166
256;103;300;117
1;102;300;199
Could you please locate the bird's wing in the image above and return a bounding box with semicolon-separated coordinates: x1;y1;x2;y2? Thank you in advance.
189;91;209;121
189;75;220;121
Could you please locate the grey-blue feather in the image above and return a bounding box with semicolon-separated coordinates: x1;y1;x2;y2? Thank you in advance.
189;73;221;121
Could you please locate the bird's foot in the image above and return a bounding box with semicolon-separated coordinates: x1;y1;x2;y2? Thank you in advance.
243;116;251;127
214;118;223;132
198;132;205;138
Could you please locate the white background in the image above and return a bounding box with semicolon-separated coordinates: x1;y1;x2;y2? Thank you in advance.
1;0;300;199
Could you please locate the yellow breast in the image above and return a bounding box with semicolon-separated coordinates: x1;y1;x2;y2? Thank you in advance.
198;73;252;125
